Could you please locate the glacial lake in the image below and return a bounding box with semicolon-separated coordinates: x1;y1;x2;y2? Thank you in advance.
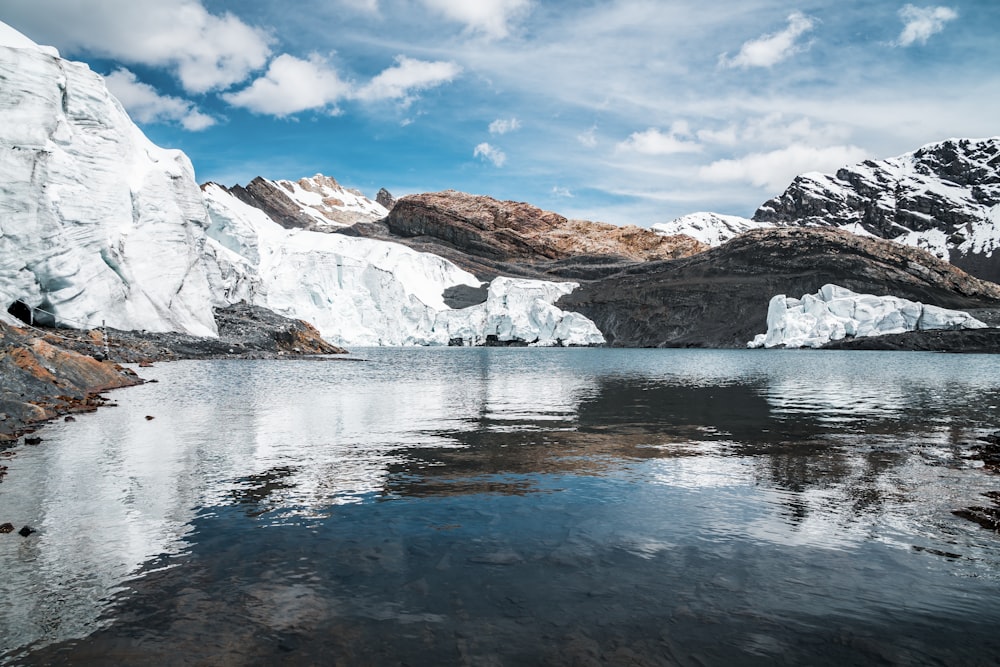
2;348;1000;665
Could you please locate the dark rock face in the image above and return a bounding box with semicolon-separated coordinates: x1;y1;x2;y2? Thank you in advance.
224;177;317;230
342;190;706;282
376;188;396;210
558;227;1000;348
753;137;1000;282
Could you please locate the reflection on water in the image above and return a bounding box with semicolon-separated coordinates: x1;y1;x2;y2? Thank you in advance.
2;348;1000;665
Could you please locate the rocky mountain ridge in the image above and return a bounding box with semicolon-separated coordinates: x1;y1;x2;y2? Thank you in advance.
340;190;707;281
222;174;388;231
659;137;1000;284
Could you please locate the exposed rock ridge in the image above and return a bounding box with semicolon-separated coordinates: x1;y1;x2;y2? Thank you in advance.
221;174;388;232
387;190;705;263
557;227;1000;348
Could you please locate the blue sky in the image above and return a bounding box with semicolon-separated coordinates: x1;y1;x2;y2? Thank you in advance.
2;1;997;225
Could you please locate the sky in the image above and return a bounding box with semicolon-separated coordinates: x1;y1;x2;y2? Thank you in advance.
1;1;997;226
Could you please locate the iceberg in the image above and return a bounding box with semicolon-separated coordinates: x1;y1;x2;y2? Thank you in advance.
748;284;987;349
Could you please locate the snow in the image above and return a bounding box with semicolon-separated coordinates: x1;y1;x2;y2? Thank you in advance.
203;185;605;347
652;212;771;246
0;34;218;336
748;284;987;349
270;174;388;228
0;20;59;57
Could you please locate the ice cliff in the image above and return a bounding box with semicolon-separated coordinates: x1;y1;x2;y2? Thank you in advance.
0;22;603;347
0;24;218;336
748;284;987;349
202;185;605;346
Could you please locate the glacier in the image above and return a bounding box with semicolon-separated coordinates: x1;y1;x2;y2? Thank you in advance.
0;25;218;336
748;284;987;349
202;185;605;347
0;21;604;347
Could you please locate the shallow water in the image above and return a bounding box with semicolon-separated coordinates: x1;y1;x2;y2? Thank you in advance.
2;348;1000;665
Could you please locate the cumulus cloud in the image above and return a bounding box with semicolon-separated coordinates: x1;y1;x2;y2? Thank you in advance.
617;123;701;155
474;142;507;167
105;68;216;130
420;0;532;38
699;144;868;192
356;56;462;103
223;54;350;117
895;5;958;46
720;11;815;68
2;0;272;93
489;117;521;134
551;186;573;198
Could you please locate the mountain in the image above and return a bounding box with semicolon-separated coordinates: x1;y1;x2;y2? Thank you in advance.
0;23;604;348
0;24;218;336
667;138;1000;284
222;174;388;231
557;227;1000;348
652;212;771;246
340;190;707;281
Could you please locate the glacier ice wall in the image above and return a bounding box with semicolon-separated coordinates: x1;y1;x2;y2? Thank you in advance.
0;35;217;335
748;284;987;349
202;185;605;347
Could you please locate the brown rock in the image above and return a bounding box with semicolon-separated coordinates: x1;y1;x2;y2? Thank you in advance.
386;190;706;264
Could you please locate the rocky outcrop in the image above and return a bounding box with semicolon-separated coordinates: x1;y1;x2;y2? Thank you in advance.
342;190;706;281
558;227;1000;348
0;322;141;439
222;174;388;231
753;137;1000;282
376;187;396;210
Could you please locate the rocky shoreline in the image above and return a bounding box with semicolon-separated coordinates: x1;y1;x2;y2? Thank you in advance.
0;303;346;444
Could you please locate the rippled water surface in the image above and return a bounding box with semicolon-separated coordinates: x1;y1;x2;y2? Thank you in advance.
3;348;1000;665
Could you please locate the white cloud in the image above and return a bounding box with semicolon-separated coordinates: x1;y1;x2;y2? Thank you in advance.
356;56;462;103
697;113;850;148
699;144;868;192
577;125;598;148
617;124;701;155
474;142;507;167
720;11;815;69
895;5;958;46
420;0;532;38
223;54;350;117
489;117;521;134
551;186;573;198
2;0;272;93
105;68;216;131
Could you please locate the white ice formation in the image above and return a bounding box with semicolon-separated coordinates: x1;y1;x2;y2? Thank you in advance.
748;284;987;349
652;212;773;247
0;22;603;346
0;24;219;335
202;185;605;346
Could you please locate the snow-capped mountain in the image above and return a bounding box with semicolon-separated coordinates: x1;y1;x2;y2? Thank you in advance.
755;138;1000;280
0;22;602;347
652;212;772;246
223;174;388;231
672;138;1000;283
0;23;218;335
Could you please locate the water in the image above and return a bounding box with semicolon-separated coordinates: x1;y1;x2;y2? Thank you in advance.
2;348;1000;665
